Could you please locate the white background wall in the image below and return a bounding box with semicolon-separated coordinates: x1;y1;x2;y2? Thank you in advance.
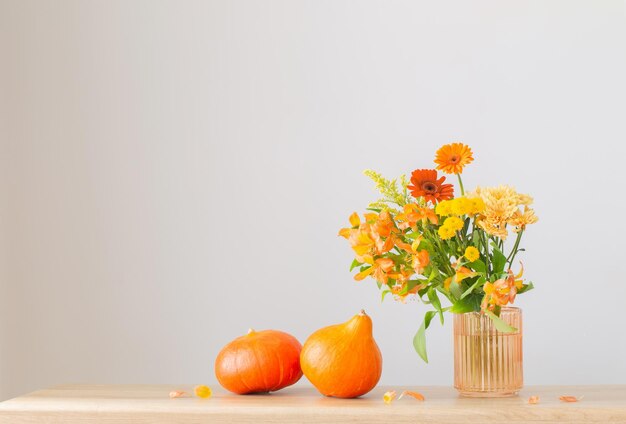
1;0;625;401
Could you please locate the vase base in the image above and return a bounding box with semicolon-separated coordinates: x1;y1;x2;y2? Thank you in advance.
456;389;520;398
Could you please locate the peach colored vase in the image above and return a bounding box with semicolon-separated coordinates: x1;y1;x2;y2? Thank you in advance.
453;307;523;397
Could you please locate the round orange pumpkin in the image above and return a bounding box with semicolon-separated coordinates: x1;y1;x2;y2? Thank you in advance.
214;329;302;394
300;310;382;398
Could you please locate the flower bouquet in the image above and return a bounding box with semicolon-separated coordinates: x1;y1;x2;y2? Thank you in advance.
339;143;537;395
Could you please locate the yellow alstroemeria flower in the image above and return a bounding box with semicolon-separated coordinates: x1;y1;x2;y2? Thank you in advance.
349;212;361;227
455;266;475;283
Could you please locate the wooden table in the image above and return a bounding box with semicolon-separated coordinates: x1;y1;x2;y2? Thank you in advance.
0;384;625;423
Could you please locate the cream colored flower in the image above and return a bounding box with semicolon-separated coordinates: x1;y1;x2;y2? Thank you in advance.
508;206;539;232
476;216;509;239
469;185;535;239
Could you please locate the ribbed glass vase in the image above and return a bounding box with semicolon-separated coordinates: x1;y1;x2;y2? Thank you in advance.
453;307;523;397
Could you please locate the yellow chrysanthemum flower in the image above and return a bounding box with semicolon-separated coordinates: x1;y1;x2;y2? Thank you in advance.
435;199;453;216
451;197;472;215
438;225;455;240
468;197;485;214
443;216;464;231
464;246;480;262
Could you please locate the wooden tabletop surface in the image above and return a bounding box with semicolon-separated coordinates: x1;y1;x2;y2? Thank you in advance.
1;384;625;423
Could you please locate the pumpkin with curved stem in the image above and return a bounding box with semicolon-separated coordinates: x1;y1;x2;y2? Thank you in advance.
214;329;302;394
300;310;382;398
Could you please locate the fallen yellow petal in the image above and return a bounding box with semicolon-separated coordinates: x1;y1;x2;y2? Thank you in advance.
528;395;539;404
559;395;581;403
169;390;186;399
399;390;425;401
194;385;212;399
383;390;397;404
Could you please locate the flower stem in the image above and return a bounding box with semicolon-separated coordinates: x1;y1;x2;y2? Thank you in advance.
456;174;465;196
506;230;524;269
480;231;491;278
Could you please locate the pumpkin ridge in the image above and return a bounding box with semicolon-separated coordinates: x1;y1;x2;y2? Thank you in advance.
251;336;270;393
234;342;253;394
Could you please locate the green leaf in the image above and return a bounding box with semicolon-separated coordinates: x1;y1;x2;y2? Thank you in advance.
491;245;507;276
484;309;518;333
413;311;437;363
418;239;434;252
381;290;391;302
469;259;486;273
405;279;423;292
427;289;444;324
450;294;482;313
517;281;534;294
349;259;361;272
461;276;485;299
417;286;429;301
449;279;463;299
427;267;439;282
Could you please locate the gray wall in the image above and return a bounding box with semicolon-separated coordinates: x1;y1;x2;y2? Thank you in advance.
1;0;625;400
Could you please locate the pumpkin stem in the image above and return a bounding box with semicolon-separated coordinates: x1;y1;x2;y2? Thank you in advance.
247;328;255;335
359;309;367;316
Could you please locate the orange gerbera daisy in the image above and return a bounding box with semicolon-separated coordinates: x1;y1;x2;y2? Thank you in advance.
407;169;454;204
434;143;474;174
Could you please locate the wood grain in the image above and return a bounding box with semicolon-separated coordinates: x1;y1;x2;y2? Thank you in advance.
1;384;625;424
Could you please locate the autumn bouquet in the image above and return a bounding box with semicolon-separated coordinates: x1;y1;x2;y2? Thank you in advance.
339;143;537;362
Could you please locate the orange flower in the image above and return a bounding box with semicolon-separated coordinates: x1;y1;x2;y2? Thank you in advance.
434;143;474;174
451;260;475;282
408;169;454;204
444;276;453;290
412;249;430;274
339;211;397;264
396;204;439;229
455;266;475;283
354;257;394;282
389;272;423;303
371;258;395;285
480;265;524;311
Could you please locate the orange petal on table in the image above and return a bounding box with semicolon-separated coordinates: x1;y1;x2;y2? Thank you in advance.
559;395;582;402
169;390;187;398
399;390;425;401
383;390;397;404
528;396;540;404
